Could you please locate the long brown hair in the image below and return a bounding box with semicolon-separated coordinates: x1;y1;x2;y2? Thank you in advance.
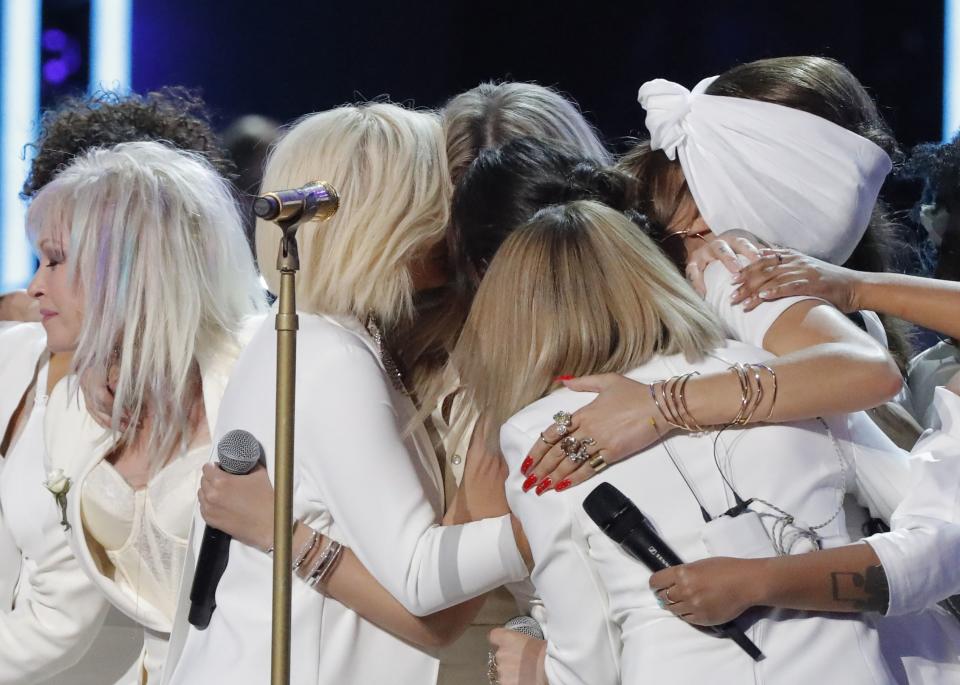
620;56;913;367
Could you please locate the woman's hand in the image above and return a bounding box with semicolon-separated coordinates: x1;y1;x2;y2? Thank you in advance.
446;418;510;524
649;557;765;626
79;363;125;431
198;463;275;552
731;248;863;313
685;231;765;296
0;290;40;322
521;374;664;495
487;627;548;685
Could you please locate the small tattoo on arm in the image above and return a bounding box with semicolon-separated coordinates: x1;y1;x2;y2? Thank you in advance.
830;564;890;613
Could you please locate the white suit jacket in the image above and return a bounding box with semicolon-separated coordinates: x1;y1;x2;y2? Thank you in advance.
166;312;527;685
500;341;919;685
0;323;125;684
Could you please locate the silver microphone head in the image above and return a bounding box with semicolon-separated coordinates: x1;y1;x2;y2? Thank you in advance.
503;615;544;640
216;429;263;475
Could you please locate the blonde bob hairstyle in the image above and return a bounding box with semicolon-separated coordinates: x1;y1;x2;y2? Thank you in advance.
27;141;265;462
442;81;611;185
255;103;451;327
451;200;724;449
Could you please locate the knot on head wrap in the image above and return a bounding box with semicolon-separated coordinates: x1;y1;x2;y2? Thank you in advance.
636;76;893;264
638;76;718;161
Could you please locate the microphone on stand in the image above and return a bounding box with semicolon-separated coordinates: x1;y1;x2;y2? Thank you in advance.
583;482;765;662
188;429;264;629
253;180;339;223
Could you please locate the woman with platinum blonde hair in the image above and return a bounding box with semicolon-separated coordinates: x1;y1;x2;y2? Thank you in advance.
169;103;530;685
456;199;958;684
34;140;265;684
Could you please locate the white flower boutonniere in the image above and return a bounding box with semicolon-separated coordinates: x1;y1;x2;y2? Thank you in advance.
44;469;72;531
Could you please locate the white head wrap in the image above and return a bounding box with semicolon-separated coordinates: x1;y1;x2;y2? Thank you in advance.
638;76;893;264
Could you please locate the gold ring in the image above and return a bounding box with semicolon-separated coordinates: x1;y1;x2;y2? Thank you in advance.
588;454;608;473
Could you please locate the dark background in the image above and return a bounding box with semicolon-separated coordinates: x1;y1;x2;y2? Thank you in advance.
42;0;943;149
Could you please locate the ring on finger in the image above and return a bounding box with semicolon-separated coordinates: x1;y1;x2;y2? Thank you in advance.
568;445;590;464
775;252;783;264
486;650;499;685
588;453;608;473
539;431;557;446
552;411;573;437
560;435;581;456
663;587;676;605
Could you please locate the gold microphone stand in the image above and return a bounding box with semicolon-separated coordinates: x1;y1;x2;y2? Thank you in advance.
258;182;338;685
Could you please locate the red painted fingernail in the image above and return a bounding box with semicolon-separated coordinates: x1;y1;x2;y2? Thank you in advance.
555;479;572;492
535;477;553;495
521;456;533;475
522;474;538;492
555;375;574;382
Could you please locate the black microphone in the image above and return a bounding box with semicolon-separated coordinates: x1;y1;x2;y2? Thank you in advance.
188;429;264;629
583;482;765;662
253;180;339;223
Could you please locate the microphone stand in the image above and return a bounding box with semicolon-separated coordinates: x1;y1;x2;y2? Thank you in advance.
257;181;338;685
271;216;300;685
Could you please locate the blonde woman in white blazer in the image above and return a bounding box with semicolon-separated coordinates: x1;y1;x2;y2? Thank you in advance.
167;104;530;685
450;199;960;684
30;141;265;684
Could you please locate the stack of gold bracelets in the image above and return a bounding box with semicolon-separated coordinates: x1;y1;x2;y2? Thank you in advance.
290;523;344;590
649;363;778;432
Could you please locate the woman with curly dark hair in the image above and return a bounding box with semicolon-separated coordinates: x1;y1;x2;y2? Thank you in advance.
0;88;235;684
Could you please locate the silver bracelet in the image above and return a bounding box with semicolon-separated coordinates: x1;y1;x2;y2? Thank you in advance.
305;540;343;589
292;528;321;572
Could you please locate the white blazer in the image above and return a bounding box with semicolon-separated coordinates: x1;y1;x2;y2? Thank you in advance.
166;312;527;685
0;323;135;684
500;341;924;685
43;325;250;684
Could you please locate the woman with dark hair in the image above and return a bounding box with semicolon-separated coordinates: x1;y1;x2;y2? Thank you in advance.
532;56;919;497
455;139;960;685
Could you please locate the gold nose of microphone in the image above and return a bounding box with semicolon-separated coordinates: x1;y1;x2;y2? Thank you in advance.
253;180;339;223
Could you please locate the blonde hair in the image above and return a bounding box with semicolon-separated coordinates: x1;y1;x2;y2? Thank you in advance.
451;201;724;448
28;141;265;462
442;82;611;185
255;103;451;328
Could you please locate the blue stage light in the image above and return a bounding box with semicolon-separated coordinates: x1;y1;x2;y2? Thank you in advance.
0;0;41;291
90;0;132;94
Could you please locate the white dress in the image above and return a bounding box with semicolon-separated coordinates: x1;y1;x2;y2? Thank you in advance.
0;323;139;684
165;312;529;685
501;341;908;685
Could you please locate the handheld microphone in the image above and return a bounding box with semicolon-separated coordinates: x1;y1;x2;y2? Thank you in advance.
583;482;765;662
253;180;339;223
188;429;264;629
503;615;544;640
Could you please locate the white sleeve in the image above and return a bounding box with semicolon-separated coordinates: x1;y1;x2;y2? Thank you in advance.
702;259;822;349
859;389;960;614
299;343;527;616
0;509;109;683
500;422;620;685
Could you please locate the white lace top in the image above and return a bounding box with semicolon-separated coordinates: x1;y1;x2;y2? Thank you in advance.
81;445;208;627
